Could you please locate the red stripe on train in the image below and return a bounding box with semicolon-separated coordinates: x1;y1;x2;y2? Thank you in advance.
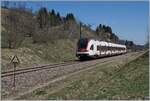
78;48;87;52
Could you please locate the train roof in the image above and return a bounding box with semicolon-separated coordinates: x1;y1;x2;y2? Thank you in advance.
79;38;126;48
79;37;102;41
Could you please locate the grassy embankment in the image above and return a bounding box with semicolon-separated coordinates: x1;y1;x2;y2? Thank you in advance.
18;51;149;100
1;37;77;71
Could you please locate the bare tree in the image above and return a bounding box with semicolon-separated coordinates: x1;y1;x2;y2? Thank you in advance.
2;8;25;48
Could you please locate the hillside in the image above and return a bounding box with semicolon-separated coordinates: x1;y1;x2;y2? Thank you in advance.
2;37;78;71
1;7;137;71
1;8;91;71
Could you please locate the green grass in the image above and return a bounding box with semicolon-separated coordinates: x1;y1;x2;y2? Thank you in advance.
45;51;149;100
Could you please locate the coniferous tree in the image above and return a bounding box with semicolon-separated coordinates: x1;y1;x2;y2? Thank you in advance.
96;27;99;36
51;9;55;16
36;7;49;29
65;13;75;21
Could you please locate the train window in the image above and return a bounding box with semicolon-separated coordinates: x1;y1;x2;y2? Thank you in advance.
101;46;104;51
103;46;106;51
104;46;107;51
97;46;101;51
106;46;108;51
107;47;109;50
100;46;102;50
108;47;110;51
99;46;101;51
110;47;112;51
77;38;88;49
90;45;94;50
102;46;106;51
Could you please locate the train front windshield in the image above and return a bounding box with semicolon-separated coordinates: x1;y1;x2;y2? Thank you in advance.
77;38;88;49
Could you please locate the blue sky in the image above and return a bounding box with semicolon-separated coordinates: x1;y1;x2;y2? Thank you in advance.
2;1;149;45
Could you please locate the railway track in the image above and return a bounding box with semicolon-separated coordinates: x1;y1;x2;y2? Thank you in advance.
2;51;143;78
1;60;79;78
1;56;112;78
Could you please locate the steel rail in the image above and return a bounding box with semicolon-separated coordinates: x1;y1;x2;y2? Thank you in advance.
1;61;78;78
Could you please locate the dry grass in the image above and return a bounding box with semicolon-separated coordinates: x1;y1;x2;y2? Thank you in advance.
16;51;149;100
1;37;77;71
45;52;149;100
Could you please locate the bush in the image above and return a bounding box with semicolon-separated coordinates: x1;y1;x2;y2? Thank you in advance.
1;30;24;48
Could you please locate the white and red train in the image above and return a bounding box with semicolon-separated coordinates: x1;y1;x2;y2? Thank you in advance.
76;38;127;60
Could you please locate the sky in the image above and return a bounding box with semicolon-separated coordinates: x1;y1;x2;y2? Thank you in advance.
2;1;149;45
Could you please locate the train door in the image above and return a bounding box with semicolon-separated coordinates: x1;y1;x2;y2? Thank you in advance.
94;44;97;56
89;42;97;56
97;45;101;56
89;44;94;56
100;46;105;55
